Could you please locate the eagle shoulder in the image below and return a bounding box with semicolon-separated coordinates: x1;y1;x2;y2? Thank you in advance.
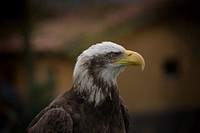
27;91;75;133
27;107;73;133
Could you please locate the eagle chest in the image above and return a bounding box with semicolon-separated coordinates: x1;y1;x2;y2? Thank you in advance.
71;101;126;133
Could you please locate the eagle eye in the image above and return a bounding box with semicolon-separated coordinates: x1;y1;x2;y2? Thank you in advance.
107;52;120;60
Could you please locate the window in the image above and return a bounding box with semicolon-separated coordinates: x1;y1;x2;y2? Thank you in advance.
163;58;180;80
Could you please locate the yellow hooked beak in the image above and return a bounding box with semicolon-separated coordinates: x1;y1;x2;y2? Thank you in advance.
113;50;145;71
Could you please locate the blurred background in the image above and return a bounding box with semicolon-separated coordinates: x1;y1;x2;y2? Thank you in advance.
0;0;200;132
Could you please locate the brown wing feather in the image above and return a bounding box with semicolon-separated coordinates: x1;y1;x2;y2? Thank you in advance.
27;107;73;133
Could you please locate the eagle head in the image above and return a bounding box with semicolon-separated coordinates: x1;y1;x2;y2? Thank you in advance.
73;41;145;106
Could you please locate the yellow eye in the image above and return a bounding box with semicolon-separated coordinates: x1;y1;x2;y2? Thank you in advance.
108;53;117;59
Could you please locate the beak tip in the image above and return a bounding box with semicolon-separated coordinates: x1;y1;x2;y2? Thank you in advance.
142;65;145;71
142;60;145;71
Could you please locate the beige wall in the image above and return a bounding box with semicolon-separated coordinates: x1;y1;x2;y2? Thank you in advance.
118;24;200;113
34;57;74;95
13;57;73;100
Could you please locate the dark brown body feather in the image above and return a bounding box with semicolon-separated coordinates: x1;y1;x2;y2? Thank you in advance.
27;86;130;133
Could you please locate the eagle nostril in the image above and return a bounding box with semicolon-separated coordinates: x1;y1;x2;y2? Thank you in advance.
128;53;132;56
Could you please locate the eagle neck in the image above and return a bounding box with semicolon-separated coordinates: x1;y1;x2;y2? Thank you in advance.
72;76;119;106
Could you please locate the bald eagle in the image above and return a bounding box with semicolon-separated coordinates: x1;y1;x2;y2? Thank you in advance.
27;41;145;133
